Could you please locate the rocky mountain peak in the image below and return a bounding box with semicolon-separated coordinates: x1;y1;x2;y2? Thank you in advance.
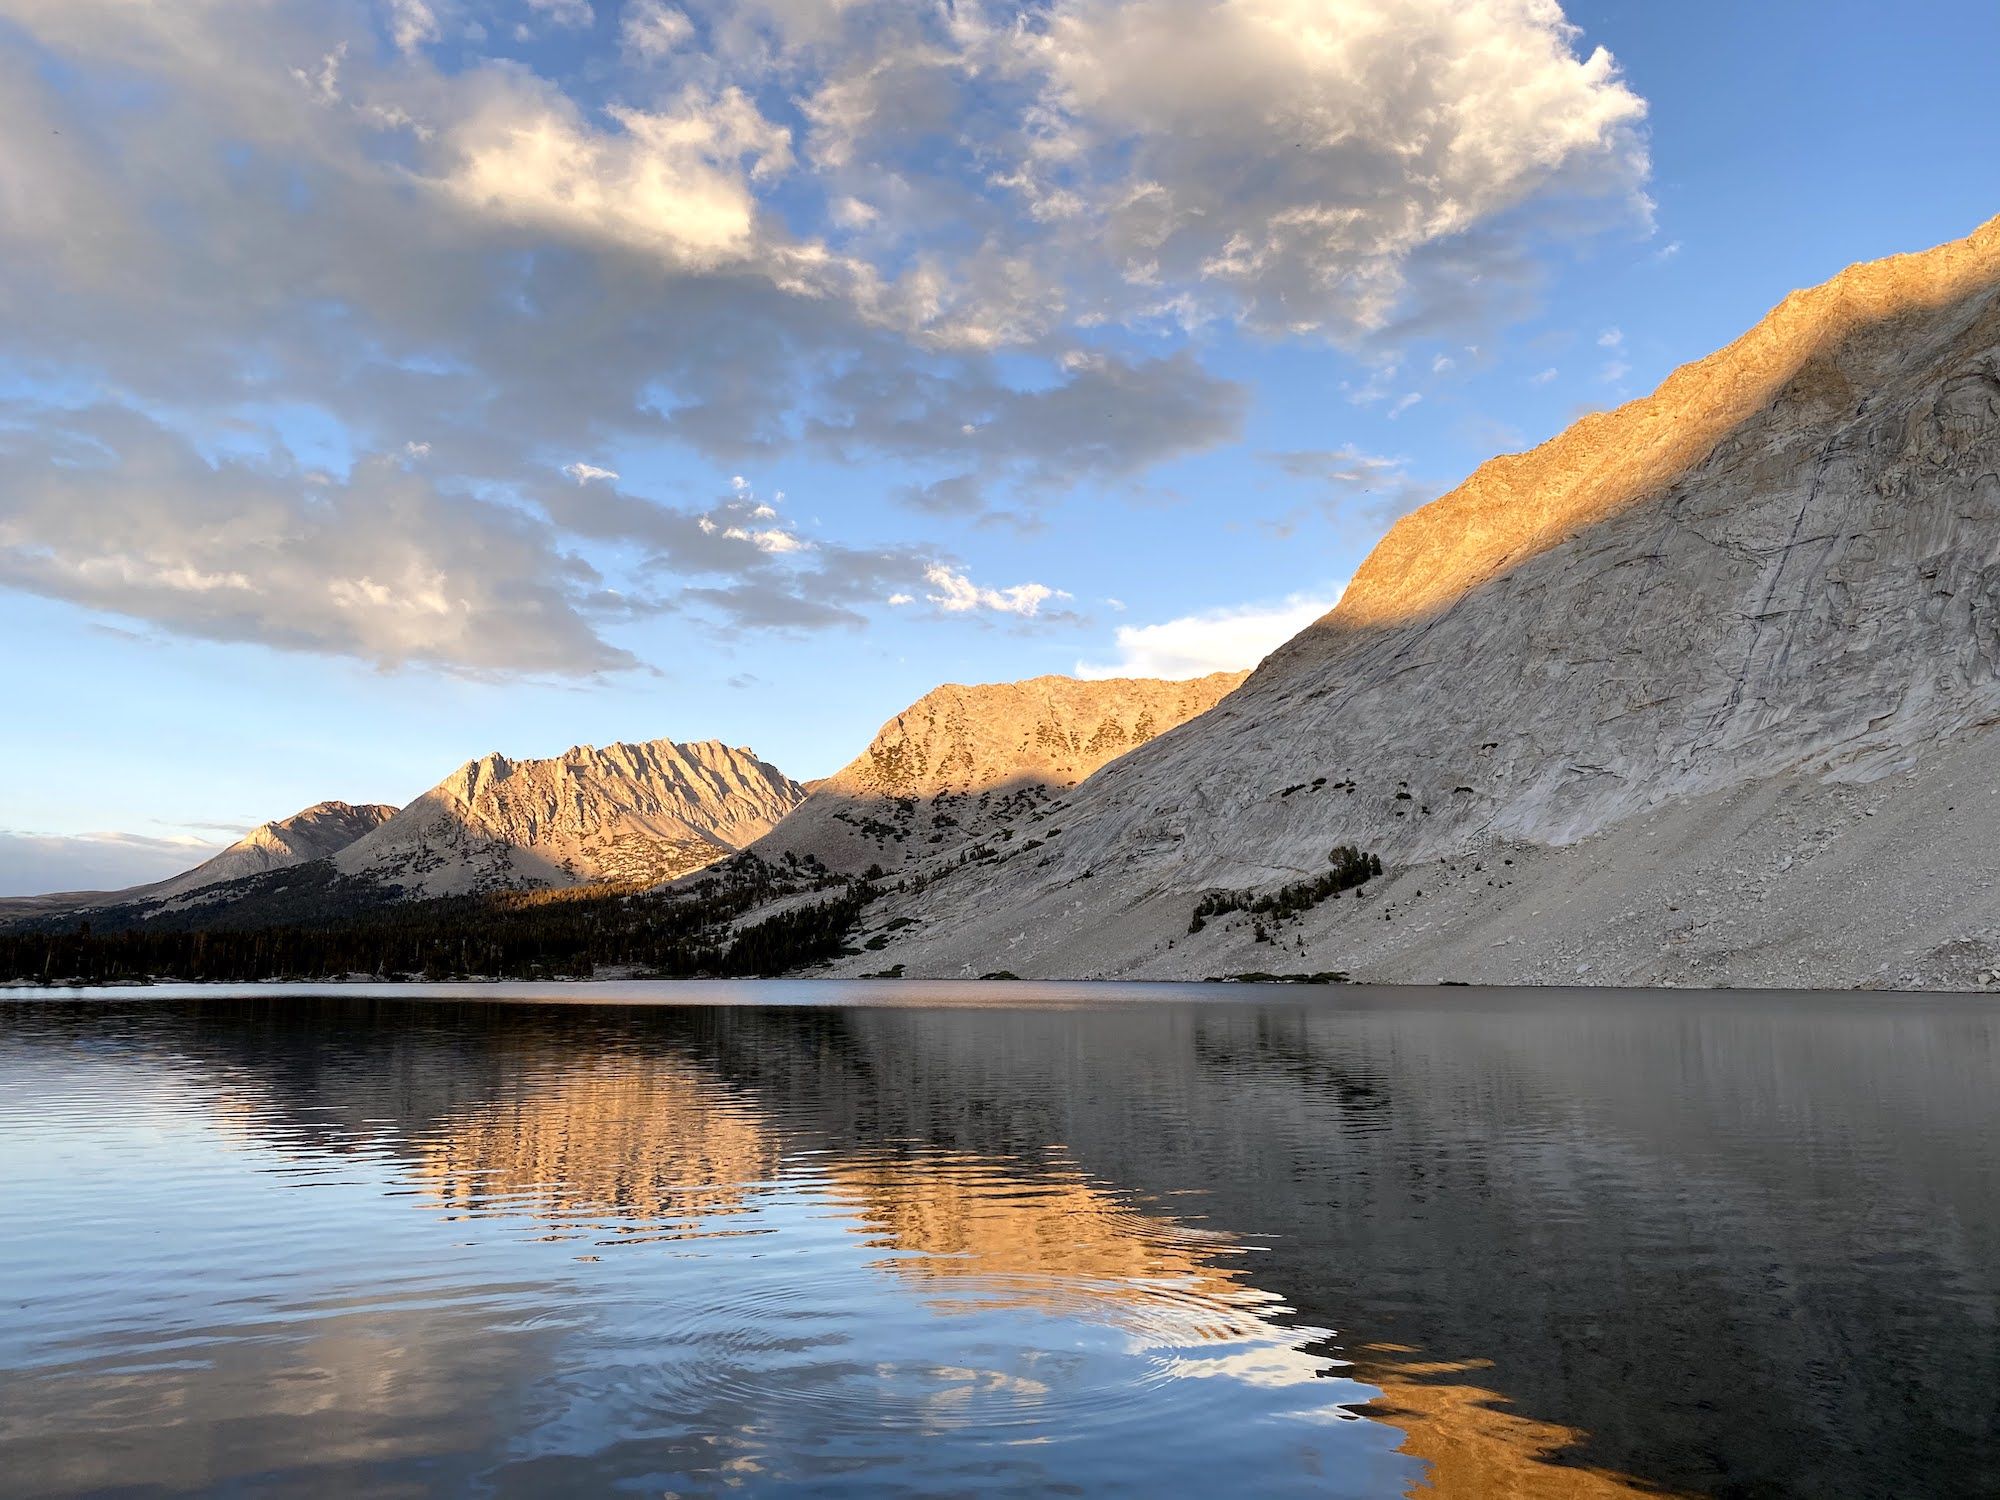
749;671;1247;875
337;736;806;897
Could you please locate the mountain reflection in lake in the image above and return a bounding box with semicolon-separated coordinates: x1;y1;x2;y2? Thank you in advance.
1;986;1995;1498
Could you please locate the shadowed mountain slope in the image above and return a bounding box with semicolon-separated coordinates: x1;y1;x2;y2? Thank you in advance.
838;215;2000;988
745;673;1246;876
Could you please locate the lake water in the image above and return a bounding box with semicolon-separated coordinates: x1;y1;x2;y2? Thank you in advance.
1;982;1995;1497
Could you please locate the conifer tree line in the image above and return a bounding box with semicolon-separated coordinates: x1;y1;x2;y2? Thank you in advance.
0;863;879;985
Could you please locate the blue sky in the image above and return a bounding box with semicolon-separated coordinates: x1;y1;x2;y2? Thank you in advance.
3;0;1998;894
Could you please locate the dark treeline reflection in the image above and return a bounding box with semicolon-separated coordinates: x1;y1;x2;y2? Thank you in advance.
3;991;1997;1497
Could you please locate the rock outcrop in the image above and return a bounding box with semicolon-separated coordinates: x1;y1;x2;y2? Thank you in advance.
747;673;1245;875
336;739;804;898
840;215;2000;989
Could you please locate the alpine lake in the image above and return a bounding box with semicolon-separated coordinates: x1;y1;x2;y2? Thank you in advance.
1;980;1994;1497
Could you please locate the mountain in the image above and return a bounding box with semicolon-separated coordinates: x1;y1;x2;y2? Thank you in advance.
0;801;396;924
745;673;1246;876
334;739;805;898
836;215;2000;990
153;801;399;900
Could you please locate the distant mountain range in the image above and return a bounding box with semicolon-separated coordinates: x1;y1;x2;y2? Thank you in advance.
8;684;1240;931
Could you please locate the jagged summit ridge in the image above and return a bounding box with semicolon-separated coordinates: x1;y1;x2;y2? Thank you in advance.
221;801;400;868
337;737;805;897
748;672;1247;874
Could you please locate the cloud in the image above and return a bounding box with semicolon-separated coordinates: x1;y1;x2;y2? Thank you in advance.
1265;445;1430;531
0;0;1651;671
622;0;694;58
565;462;620;483
527;0;595;28
533;475;957;634
433;78;792;272
810;350;1248;501
0;404;643;676
0;830;223;899
922;565;1069;617
385;0;440;54
1075;591;1342;679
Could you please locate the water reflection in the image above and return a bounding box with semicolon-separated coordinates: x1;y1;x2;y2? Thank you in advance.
1;990;1996;1497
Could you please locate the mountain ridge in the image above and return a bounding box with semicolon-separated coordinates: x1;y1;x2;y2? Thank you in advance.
743;672;1247;876
332;736;805;898
826;213;2000;990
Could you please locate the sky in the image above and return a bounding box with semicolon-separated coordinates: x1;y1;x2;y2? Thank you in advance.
2;0;1998;895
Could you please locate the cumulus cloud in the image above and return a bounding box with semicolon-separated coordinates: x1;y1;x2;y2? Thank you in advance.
1076;591;1342;679
435;79;793;271
1026;0;1648;334
0;0;1650;671
622;0;694;58
923;565;1069;617
781;0;1650;338
384;0;440;54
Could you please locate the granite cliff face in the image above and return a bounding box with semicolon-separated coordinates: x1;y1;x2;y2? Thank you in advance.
336;739;804;898
842;215;2000;989
747;673;1245;875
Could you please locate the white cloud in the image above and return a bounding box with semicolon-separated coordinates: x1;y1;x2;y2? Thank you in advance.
724;525;810;553
1530;366;1559;385
434;81;792;270
831;195;879;230
291;43;346;106
384;0;439;54
621;0;693;58
564;461;619;483
1076;591;1342;679
1010;0;1651;335
529;0;595;28
0;405;644;676
923;564;1067;617
0;0;1652;674
1597;326;1624;347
